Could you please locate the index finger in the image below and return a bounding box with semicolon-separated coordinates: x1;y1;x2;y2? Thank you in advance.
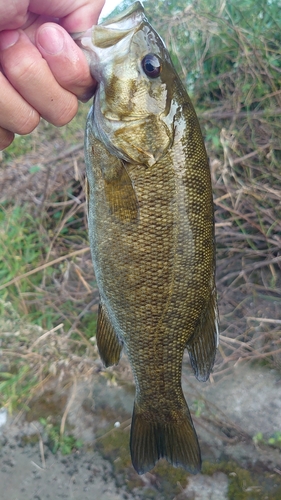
0;1;30;30
28;0;105;31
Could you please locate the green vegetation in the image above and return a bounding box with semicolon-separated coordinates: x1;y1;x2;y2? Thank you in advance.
0;365;37;414
203;460;281;499
2;134;34;161
0;104;98;414
39;417;83;455
254;430;281;448
0;203;96;332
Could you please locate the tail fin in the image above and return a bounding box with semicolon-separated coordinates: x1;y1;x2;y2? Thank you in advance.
130;403;201;475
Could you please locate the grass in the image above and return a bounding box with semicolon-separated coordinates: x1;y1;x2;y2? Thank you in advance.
0;103;100;414
39;417;84;455
0;203;97;332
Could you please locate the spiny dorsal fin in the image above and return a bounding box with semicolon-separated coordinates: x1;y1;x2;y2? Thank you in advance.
96;303;123;367
187;291;219;382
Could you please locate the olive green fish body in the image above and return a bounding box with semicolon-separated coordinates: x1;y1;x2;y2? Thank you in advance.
81;1;218;474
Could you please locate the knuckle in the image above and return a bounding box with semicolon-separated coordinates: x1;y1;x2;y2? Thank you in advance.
11;57;41;83
12;13;29;28
2;4;29;29
16;109;40;135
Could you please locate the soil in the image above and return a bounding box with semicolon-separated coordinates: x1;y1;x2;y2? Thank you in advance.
1;360;281;500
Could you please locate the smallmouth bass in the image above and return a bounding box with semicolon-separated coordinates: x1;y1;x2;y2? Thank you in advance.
76;1;218;475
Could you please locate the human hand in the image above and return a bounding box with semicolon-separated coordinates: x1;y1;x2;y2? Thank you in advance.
0;0;105;150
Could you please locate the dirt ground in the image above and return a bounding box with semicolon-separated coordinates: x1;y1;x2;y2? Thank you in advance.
1;360;281;500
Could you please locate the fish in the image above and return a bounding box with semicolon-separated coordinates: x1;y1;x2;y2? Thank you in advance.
75;1;219;475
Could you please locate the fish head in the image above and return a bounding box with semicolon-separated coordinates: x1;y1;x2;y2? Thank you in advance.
76;2;179;166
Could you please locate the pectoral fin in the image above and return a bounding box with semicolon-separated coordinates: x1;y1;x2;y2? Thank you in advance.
93;138;139;223
187;292;219;382
96;303;123;367
103;161;139;223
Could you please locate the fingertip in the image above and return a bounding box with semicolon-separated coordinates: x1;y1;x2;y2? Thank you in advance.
52;94;78;127
78;85;97;103
36;24;66;56
36;23;87;76
60;1;105;32
0;30;20;51
36;23;96;100
0;128;14;151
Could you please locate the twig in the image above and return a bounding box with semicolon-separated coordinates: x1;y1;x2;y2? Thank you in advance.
74;264;92;293
0;247;90;290
31;461;45;471
60;377;77;438
231;143;269;165
200;107;281;119
220;335;251;346
66;298;98;338
246;317;281;325
29;323;64;350
218;255;281;285
42;144;84;166
31;422;46;469
92;418;131;444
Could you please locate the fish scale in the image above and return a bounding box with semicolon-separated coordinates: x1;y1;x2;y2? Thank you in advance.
78;1;218;475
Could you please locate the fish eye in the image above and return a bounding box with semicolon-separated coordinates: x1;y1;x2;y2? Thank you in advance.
141;53;161;78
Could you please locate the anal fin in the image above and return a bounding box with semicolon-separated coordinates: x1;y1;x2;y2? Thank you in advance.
187;291;219;382
96;303;123;367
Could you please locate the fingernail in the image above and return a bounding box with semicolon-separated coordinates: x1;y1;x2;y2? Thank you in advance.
0;30;20;50
37;26;65;55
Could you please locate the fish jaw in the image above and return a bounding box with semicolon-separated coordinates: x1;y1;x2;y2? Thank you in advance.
76;2;178;167
73;2;146;83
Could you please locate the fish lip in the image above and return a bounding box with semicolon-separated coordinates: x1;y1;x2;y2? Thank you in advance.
72;2;146;76
101;1;145;29
72;1;145;44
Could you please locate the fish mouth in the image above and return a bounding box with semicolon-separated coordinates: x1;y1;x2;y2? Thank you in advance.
90;1;146;49
101;1;145;30
72;1;146;73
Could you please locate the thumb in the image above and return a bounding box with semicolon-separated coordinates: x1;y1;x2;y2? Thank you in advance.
36;23;96;101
